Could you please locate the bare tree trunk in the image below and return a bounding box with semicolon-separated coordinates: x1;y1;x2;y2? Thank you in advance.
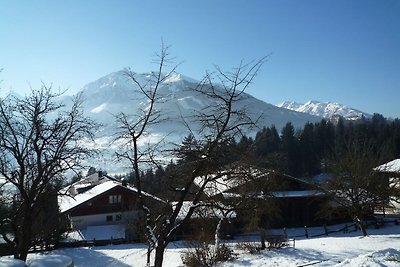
260;229;266;250
214;218;224;252
15;241;29;261
153;243;166;267
146;245;151;266
355;216;368;236
15;226;30;260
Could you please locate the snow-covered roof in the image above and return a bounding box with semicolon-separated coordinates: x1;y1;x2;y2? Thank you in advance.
58;180;121;213
221;190;325;199
194;168;268;197
272;190;325;198
173;201;236;220
375;159;400;174
59;178;165;213
195;167;320;198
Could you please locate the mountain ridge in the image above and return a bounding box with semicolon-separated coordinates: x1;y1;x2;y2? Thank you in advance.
77;70;322;132
277;100;371;120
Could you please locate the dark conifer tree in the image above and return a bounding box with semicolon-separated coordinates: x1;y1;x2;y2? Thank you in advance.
299;122;319;176
281;122;300;176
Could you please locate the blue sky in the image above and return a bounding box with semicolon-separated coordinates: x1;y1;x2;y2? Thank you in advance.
1;0;399;118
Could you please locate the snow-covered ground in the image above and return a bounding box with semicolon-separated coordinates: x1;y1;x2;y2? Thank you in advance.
223;224;400;267
2;222;400;266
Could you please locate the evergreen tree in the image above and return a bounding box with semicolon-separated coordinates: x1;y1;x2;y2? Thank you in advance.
281;122;300;176
299;122;319;176
334;117;347;156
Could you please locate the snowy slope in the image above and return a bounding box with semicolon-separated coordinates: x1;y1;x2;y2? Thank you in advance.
278;100;371;120
60;71;321;172
77;71;321;134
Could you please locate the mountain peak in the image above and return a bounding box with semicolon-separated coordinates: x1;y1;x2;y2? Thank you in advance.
305;100;321;105
163;72;200;86
278;100;371;120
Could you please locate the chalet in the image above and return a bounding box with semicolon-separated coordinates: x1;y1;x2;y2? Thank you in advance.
58;172;165;241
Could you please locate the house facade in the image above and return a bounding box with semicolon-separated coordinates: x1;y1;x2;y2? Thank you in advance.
58;172;165;240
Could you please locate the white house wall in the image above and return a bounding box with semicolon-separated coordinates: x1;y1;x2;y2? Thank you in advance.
70;210;139;230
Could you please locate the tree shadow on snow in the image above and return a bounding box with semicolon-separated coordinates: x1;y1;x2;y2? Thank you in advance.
279;247;335;264
50;247;132;267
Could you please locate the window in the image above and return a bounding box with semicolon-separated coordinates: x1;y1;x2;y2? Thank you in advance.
109;195;122;204
106;215;113;222
116;214;122;221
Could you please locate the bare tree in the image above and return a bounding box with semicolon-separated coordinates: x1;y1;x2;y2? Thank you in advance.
115;41;268;266
114;42;180;266
158;58;267;267
326;142;387;236
0;87;96;260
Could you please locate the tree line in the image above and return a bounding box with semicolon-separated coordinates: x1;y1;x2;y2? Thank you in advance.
133;114;400;198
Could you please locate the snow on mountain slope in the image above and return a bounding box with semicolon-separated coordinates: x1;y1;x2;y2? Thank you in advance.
278;100;371;120
77;70;320;135
62;71;321;172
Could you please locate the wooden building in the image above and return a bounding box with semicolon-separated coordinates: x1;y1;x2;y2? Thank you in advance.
197;169;328;228
58;172;165;241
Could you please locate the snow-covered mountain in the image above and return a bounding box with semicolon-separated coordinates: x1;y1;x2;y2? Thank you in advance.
65;71;322;172
77;70;321;134
278;100;371;121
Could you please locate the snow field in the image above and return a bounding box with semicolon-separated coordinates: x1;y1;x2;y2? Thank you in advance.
2;223;399;266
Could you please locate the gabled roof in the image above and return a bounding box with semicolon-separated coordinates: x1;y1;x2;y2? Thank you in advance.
195;167;320;198
59;179;165;214
173;201;236;220
375;159;400;174
194;168;269;197
59;180;122;213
